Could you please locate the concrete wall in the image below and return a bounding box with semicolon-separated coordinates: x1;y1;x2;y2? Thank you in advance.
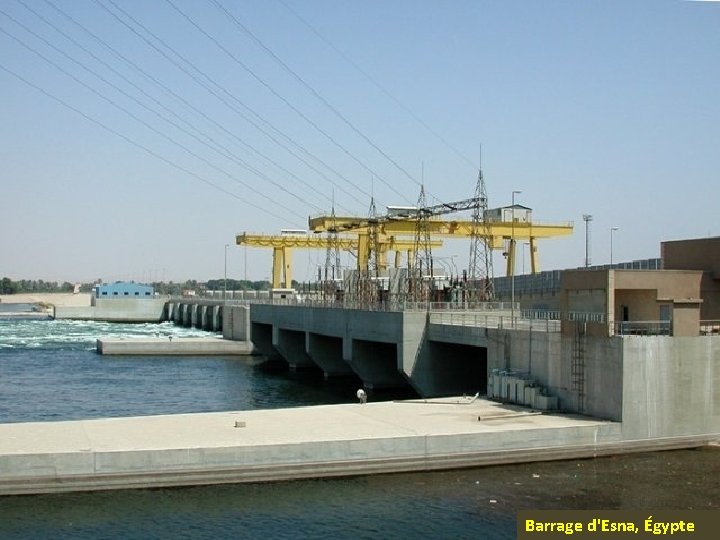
614;270;702;300
471;319;719;436
484;323;624;421
674;303;700;337
620;336;720;439
54;298;167;322
223;306;251;341
559;332;624;421
244;304;719;444
662;238;720;320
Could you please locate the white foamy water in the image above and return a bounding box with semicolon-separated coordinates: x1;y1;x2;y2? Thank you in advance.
0;318;214;350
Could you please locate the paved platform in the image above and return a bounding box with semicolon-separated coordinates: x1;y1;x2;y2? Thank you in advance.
0;398;713;495
96;337;254;355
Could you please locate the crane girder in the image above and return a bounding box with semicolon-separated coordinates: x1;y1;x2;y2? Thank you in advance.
308;217;573;241
236;233;440;250
236;232;443;289
237;233;356;249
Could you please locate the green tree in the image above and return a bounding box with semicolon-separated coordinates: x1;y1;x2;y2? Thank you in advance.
1;277;18;294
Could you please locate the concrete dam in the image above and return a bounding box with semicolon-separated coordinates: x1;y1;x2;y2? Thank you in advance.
34;247;719;495
11;295;716;496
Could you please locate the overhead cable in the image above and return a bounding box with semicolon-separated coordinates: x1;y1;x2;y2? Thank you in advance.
277;0;479;172
164;0;411;204
209;0;421;197
12;0;326;215
98;0;374;210
0;62;293;223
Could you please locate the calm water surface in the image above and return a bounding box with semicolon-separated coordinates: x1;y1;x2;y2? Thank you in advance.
0;317;717;539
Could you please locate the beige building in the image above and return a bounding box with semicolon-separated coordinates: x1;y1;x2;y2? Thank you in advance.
560;268;703;337
514;236;720;338
662;237;720;321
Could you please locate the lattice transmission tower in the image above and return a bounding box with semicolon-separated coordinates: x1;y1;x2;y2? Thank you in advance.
323;204;341;301
358;196;380;307
468;166;494;301
411;185;433;303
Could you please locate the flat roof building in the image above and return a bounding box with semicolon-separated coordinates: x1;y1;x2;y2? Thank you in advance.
94;282;154;299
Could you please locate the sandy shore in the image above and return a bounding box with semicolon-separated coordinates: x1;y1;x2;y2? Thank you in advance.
0;292;91;308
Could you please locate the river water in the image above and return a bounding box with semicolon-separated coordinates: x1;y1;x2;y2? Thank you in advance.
0;317;717;539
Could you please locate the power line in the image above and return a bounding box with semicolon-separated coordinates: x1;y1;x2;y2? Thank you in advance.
96;0;375;211
39;0;344;213
40;0;357;214
0;10;306;220
12;0;326;215
164;0;412;205
209;0;423;196
276;0;479;173
0;62;292;223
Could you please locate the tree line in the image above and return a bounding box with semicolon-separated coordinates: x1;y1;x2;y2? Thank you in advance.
1;277;274;296
1;278;77;295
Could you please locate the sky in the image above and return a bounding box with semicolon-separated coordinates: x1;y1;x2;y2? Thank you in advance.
1;0;718;284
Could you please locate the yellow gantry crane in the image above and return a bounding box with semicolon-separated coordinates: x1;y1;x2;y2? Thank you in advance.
236;232;443;289
308;207;574;277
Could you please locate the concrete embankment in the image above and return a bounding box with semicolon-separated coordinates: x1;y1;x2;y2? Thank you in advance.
96;337;254;356
0;398;714;496
0;293;90;318
0;293;91;308
55;298;167;323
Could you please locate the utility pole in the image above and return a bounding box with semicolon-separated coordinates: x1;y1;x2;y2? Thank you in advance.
511;190;522;321
224;244;229;302
610;227;619;265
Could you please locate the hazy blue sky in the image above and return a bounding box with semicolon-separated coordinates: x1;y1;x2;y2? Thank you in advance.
1;0;718;283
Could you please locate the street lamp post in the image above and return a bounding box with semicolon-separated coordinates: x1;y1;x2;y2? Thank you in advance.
511;190;522;322
224;244;229;302
583;214;593;267
244;246;248;284
610;227;619;266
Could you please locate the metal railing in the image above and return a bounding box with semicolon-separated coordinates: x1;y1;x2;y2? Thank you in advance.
700;321;720;336
173;293;720;338
612;321;672;336
430;311;561;332
568;311;606;323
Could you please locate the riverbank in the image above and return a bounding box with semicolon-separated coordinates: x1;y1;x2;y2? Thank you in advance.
1;397;715;496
